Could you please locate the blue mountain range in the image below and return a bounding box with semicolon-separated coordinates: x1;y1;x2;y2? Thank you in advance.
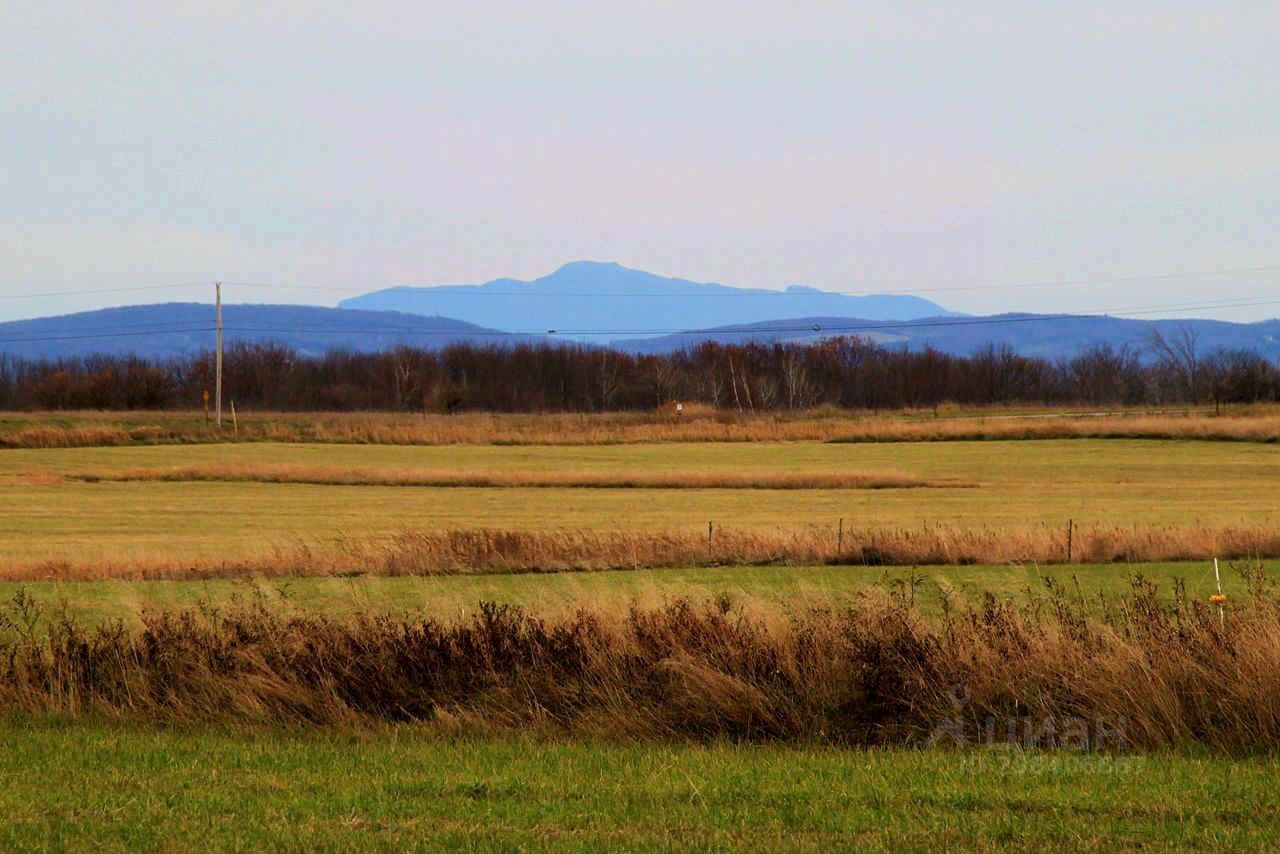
0;303;539;360
338;260;953;342
1;262;1277;363
610;314;1280;360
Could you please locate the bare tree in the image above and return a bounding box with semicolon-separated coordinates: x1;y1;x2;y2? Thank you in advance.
597;351;621;410
1148;325;1201;402
781;349;814;409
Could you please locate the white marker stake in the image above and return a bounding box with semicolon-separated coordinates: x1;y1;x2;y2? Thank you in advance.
1214;558;1225;629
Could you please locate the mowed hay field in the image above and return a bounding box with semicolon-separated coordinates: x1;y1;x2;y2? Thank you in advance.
2;437;1278;565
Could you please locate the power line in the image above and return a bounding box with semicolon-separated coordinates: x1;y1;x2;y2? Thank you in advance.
0;295;1277;347
0;283;209;301
216;295;1280;337
225;262;1280;298
1;262;1277;302
221;303;1280;340
0;326;212;345
834;263;1280;296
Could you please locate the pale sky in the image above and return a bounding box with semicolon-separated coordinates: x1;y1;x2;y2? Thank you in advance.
3;2;1278;322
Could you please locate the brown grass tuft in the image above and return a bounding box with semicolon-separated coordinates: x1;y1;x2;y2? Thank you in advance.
5;523;1280;581
2;575;1280;752
0;424;187;449
5;406;1280;448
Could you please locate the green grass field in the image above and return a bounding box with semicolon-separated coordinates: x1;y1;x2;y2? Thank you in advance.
3;438;1278;563
3;721;1277;851
2;559;1267;629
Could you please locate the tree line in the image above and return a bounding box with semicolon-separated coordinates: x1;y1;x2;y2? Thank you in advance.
0;331;1277;412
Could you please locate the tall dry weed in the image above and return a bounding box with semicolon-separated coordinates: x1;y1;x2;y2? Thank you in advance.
6;407;1280;448
2;572;1279;751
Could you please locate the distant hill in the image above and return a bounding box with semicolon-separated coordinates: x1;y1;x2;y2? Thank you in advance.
5;299;1280;365
611;314;1280;361
0;303;542;360
338;261;954;342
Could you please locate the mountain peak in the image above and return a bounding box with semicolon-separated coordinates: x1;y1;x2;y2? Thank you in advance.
339;263;955;343
552;260;626;275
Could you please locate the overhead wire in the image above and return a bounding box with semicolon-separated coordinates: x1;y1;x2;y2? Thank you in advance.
0;283;211;301
0;294;1276;347
221;262;1280;298
0;326;214;345
0;261;1275;301
0;268;1275;346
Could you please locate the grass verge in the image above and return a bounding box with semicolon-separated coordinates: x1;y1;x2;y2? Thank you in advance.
2;560;1267;628
3;721;1278;851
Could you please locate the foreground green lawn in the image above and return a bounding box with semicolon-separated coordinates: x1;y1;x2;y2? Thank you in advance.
2;559;1268;628
0;721;1275;851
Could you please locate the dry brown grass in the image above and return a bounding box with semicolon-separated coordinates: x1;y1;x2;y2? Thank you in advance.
830;412;1280;444
7;522;1280;582
0;425;158;449
5;406;1280;448
3;572;1279;751
73;462;944;491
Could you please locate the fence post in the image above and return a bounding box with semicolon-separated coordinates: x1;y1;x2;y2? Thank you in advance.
837;517;844;555
707;521;714;562
1067;519;1074;564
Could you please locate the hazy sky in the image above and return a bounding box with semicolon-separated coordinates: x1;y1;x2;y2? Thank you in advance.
3;2;1278;322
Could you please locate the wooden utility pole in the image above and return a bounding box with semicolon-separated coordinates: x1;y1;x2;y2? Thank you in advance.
215;282;223;428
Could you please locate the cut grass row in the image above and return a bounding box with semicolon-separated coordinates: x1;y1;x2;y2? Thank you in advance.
69;462;947;490
6;722;1276;851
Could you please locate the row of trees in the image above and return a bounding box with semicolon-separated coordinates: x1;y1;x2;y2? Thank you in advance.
0;333;1277;412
